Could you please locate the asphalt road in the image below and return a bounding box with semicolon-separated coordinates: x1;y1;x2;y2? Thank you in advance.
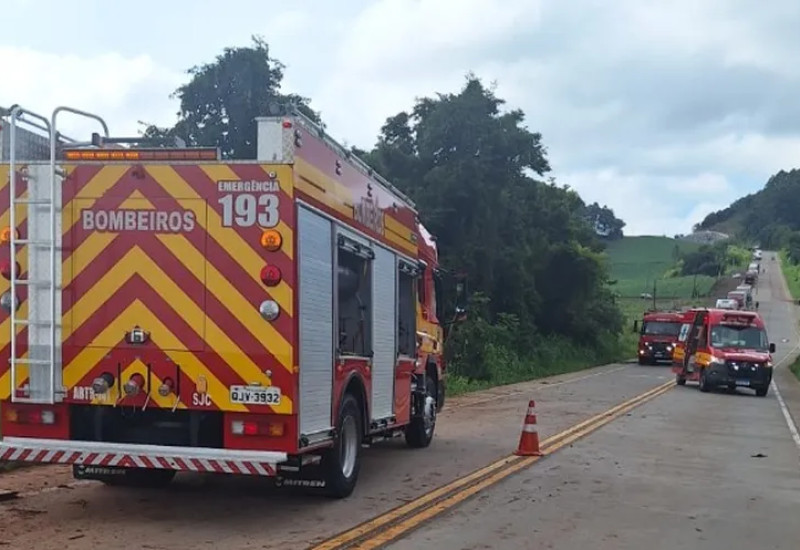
1;253;798;550
388;251;800;550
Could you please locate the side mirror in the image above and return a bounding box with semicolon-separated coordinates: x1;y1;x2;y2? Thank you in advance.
632;320;639;333
769;343;776;353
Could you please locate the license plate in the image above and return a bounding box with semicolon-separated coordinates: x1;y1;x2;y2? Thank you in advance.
229;385;281;405
735;379;751;387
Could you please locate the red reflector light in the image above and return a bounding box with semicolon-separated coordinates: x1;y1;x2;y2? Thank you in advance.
0;260;20;280
260;265;282;286
243;422;259;436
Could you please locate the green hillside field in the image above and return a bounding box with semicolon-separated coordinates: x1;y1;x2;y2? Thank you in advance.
605;236;716;299
605;236;732;358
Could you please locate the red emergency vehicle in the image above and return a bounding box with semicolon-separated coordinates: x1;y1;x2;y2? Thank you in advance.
636;310;683;365
672;308;775;396
0;103;467;497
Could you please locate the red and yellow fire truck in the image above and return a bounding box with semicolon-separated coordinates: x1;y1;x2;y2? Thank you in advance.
671;308;775;396
636;310;683;365
0;103;467;497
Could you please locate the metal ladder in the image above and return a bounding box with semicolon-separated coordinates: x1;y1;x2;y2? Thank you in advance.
8;106;109;404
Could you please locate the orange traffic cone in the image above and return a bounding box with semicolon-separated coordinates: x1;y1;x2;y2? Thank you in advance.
514;400;543;456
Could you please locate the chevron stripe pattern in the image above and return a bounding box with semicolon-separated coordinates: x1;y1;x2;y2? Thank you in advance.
0;163;296;414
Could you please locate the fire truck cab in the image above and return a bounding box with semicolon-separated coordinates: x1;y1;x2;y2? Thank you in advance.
672;308;775;396
636;310;683;365
0;103;468;497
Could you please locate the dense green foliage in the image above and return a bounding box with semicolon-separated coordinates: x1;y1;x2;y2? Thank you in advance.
143;38;630;387
142;36;321;159
359;78;627;380
698;169;800;250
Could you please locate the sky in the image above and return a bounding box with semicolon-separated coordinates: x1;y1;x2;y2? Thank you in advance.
2;0;798;236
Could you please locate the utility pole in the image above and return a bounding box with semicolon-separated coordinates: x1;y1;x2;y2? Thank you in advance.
652;279;657;311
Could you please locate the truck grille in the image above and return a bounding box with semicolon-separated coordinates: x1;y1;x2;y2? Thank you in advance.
725;360;769;383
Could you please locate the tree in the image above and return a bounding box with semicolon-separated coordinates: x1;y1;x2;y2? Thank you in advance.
142;36;320;159
583;202;625;240
366;75;624;358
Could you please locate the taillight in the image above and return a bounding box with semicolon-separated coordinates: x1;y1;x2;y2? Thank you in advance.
258;300;280;321
158;377;175;397
0;260;20;280
92;372;115;394
260;265;282;286
260;229;283;252
0;227;17;244
123;373;145;396
0;290;20;312
231;419;284;437
4;407;56;425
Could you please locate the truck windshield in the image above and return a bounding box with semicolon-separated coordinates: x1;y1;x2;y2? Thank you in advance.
710;325;769;351
641;321;681;336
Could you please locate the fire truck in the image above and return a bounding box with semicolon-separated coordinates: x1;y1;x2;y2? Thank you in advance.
635;310;683;365
671;308;775;396
0;103;467;497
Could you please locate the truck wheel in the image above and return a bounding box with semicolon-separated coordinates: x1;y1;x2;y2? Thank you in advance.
322;393;362;499
755;386;769;397
405;376;437;449
99;468;176;488
637;357;646;365
676;374;686;386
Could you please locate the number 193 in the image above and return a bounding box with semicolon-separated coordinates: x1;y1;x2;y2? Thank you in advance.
219;193;279;228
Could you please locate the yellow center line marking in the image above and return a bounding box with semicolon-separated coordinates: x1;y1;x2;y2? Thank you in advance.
311;380;675;550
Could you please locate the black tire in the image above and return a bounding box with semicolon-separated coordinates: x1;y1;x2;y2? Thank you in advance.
699;369;711;393
322;393;362;499
98;468;176;488
405;375;437;449
755;386;769;397
638;357;647;365
676;374;686;386
436;376;446;412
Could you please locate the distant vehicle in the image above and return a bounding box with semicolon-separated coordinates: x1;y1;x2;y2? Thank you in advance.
715;298;738;310
636;310;683;365
748;262;760;273
727;290;748;309
753;250;763;261
744;270;758;285
672;308;775;396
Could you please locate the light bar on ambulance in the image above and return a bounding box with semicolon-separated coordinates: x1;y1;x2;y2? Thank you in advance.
62;148;220;161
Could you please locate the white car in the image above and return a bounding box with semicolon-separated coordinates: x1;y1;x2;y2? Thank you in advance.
715;298;738;310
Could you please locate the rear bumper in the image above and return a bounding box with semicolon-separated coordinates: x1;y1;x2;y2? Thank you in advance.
0;437;287;476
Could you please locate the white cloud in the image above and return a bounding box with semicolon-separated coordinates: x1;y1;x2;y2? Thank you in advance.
0;47;181;140
4;1;800;237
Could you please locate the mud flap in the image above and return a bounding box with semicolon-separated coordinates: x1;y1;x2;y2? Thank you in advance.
274;465;328;490
73;464;129;480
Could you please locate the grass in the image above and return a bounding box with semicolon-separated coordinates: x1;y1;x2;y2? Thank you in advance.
605;236;715;299
779;251;800;382
779;250;800;301
446;334;625;397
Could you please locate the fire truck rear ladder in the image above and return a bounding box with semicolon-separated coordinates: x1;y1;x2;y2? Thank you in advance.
8;106;109;404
